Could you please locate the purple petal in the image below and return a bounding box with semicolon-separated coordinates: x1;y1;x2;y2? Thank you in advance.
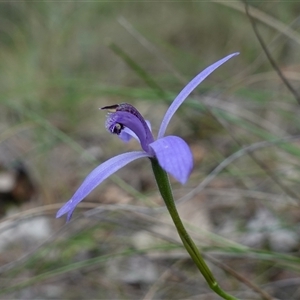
56;151;150;222
119;120;152;143
158;52;239;138
119;128;134;142
106;111;154;153
150;136;193;184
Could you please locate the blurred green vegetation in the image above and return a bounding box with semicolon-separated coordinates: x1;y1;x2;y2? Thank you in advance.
1;1;300;299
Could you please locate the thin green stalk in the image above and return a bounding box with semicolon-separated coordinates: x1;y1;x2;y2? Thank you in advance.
150;158;239;300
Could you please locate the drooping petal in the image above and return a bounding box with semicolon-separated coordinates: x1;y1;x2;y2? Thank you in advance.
158;52;239;138
56;151;150;222
106;111;154;153
150;136;193;184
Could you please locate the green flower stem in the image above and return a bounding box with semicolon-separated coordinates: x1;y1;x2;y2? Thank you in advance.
150;158;238;300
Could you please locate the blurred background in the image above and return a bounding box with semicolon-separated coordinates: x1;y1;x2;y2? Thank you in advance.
1;1;300;299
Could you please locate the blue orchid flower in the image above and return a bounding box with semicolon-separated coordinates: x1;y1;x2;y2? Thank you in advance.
56;53;239;222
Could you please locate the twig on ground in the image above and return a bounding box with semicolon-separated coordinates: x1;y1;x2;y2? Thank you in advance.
244;1;300;105
177;135;300;205
206;254;274;300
